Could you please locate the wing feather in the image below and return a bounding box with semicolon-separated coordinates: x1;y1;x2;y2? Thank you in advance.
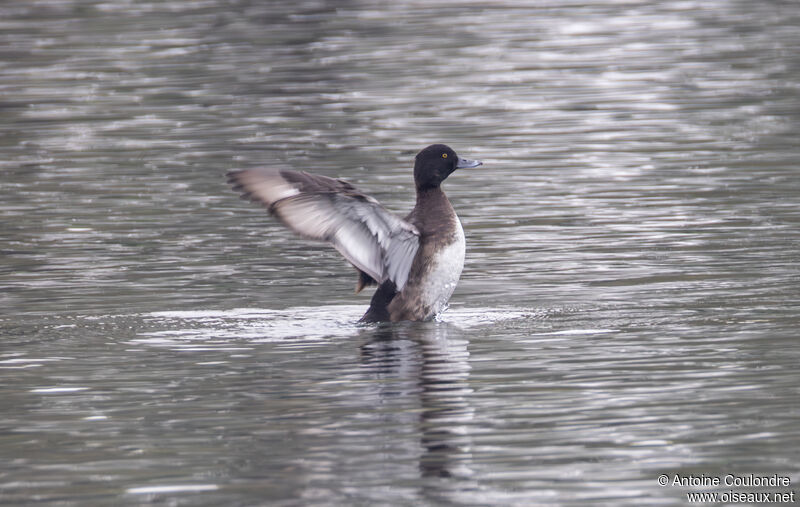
228;168;420;290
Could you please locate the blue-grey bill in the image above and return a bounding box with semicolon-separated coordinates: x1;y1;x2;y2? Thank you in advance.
456;157;482;169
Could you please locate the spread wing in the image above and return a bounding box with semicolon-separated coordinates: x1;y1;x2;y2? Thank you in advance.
227;168;420;291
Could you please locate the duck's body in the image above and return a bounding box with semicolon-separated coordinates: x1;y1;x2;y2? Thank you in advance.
227;144;481;322
362;186;466;322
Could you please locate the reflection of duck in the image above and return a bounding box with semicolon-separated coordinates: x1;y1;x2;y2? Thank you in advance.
359;322;474;479
227;145;481;322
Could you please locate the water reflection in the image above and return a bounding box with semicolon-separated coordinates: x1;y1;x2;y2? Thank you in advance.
360;322;474;480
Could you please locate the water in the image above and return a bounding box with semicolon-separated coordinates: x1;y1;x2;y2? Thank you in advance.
2;0;799;505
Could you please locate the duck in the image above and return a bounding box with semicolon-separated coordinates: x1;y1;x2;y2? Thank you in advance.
227;144;482;322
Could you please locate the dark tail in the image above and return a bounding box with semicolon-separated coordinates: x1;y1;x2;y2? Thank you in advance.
359;281;398;323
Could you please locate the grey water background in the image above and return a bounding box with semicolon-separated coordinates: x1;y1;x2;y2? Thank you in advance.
2;0;799;505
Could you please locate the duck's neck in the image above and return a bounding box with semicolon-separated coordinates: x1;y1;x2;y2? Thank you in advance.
415;185;447;205
411;185;459;237
414;185;456;223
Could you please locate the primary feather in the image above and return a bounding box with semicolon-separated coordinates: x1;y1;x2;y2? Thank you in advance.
227;168;420;291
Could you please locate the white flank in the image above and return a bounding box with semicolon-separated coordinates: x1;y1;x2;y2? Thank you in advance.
421;217;466;318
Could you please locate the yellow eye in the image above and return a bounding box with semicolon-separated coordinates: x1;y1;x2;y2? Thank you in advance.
442;153;448;158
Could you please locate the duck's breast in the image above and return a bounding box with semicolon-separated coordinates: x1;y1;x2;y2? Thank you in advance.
411;216;466;319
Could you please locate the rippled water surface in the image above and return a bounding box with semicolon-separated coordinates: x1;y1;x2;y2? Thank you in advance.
2;0;799;505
